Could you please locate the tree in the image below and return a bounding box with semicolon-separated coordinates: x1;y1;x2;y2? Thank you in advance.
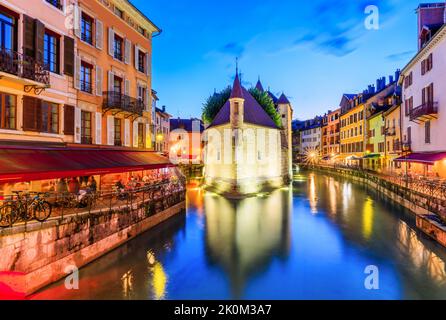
249;88;282;128
202;86;231;125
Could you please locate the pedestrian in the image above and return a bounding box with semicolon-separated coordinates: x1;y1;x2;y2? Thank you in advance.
68;177;80;195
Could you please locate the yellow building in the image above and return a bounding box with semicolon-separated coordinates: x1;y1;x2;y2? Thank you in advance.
383;104;403;172
339;93;368;165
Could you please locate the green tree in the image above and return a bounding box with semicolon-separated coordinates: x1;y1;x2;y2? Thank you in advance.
249;88;282;128
202;86;231;125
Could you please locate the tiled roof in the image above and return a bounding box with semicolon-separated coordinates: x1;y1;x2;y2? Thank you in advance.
277;93;290;104
170;118;204;133
230;73;243;99
208;86;279;129
255;79;264;92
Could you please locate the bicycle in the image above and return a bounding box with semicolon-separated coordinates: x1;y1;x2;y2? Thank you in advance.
0;191;52;227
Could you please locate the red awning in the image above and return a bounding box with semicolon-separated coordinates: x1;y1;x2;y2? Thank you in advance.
394;152;446;165
0;146;174;183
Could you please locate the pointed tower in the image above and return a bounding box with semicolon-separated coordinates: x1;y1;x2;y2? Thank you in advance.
230;70;244;128
255;77;264;92
277;93;294;181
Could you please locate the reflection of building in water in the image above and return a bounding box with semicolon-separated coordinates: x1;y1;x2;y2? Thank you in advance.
397;221;446;284
203;188;292;298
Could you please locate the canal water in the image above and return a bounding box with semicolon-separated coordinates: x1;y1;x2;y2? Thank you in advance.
32;172;446;300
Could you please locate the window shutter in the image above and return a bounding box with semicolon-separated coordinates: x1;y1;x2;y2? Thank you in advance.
108;28;114;56
74;107;81;143
422;87;426;105
23;15;36;58
124;39;131;64
124;79;130;96
95;112;102;145
74;56;81;89
107;115;114;146
95;65;103;96
134;45;139;69
145;123;151;149
34;19;45;64
95;19;103;50
133;120;139;148
108;70;114;92
64;36;75;76
63;105;75;135
421;60;425;75
124;119;130;146
145;87;150;111
145;52;150;76
425;121;431;144
74;4;81;38
429;53;433;71
23;96;38;132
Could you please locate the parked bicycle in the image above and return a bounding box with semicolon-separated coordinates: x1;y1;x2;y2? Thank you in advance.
0;191;52;227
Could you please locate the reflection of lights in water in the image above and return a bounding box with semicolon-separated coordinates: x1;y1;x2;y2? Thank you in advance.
362;197;374;240
397;221;446;284
152;262;168;300
147;250;156;266
328;178;337;215
121;270;133;298
308;174;318;214
342;183;352;213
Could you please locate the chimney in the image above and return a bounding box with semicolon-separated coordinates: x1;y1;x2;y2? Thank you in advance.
162;105;166;112
417;3;446;49
389;75;394;84
382;77;387;89
395;69;401;82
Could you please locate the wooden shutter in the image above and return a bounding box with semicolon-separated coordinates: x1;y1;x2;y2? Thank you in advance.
108;70;114;91
64;36;75;76
35;19;45;64
407;127;412;143
425;121;431;144
95;19;103;50
74;4;82;38
134;45;139;69
107;115;114;145
108;28;114;56
145;123;151;149
124;79;130;96
145;87;150;111
428;83;434;103
23;96;39;131
124;119;130;146
64;105;75;135
95;112;102;144
145;52;150;76
74;107;81;143
422;87;426;105
74;55;81;89
428;53;433;71
95;65;103;96
23;15;35;58
124;39;131;64
133;120;139;148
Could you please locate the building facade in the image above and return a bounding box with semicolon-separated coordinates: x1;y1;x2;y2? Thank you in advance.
398;3;446;177
322;109;340;158
301;117;322;156
169;118;204;164
154;105;171;153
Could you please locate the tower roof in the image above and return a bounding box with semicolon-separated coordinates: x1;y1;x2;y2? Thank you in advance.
255;78;264;92
230;72;244;99
277;93;290;104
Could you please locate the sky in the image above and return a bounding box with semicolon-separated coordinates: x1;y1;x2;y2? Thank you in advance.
132;0;422;120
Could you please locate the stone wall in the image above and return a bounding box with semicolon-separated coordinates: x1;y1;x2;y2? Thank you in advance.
0;199;186;297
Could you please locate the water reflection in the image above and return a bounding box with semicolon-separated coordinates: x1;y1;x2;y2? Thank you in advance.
203;188;292;298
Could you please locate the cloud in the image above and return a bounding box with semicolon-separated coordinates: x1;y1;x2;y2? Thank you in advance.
386;50;415;61
220;42;245;57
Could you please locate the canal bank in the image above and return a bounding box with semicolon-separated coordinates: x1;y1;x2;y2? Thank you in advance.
302;165;446;248
31;172;446;300
0;190;186;298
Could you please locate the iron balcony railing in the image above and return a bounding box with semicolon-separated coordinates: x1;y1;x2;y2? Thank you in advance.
410;101;438;122
0;48;50;85
103;91;146;116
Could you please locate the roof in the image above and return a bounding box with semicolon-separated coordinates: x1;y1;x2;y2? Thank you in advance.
170;118;204;133
230;73;243;99
208;86;279;129
394;152;446;165
277;93;290;105
155;107;171;118
255;79;264;92
267;91;278;104
127;0;161;33
0;146;173;184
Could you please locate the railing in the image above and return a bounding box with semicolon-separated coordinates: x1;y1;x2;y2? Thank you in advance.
103;91;146;116
410;102;438;122
0;180;186;229
393;141;402;152
0;48;50;85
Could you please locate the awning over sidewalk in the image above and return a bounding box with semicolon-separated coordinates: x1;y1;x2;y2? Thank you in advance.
394;152;446;165
0;146;174;183
363;153;381;159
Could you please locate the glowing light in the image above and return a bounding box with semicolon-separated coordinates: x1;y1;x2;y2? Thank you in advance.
152;262;168;300
362;197;374;240
303;147;320;165
156;133;164;142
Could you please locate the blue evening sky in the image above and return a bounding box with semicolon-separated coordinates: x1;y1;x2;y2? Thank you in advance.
134;0;420;120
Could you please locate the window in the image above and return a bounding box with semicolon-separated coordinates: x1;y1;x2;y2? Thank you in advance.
41;101;59;134
0;9;17;51
44;30;60;73
138;26;145;36
81;111;92;144
0;92;16;130
114;118;122;146
404;72;413;89
138;49;146;73
114;7;124;18
80;61;93;93
421;54;433;75
114;34;123;61
114;76;122;94
45;0;63;10
425;121;431;144
81;13;94;45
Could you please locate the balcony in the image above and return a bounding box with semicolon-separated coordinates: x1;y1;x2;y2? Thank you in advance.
103;91;146;118
392;141;402;152
385;127;396;136
410;102;438;123
0;48;50;87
